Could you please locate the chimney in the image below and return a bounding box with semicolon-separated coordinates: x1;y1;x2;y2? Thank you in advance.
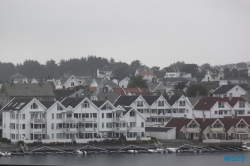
229;93;233;101
168;91;172;99
203;114;206;122
196;91;200;98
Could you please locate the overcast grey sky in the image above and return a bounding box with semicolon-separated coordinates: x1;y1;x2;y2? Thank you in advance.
0;0;249;68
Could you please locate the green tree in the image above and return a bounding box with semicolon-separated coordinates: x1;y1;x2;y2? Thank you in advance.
128;75;148;88
200;63;211;70
223;68;231;78
111;62;130;80
180;64;198;77
186;84;208;97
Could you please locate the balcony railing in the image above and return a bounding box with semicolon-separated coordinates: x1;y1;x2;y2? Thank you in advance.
63;128;77;133
112;127;128;132
128;127;142;131
112;117;126;122
30;118;45;123
210;128;224;132
63;118;77;123
235;127;248;132
80;128;96;132
79;117;97;122
186;128;200;133
30;128;46;133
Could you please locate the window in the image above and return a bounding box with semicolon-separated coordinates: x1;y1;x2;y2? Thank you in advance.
56;113;62;119
224;111;227;114
82;101;89;108
71;82;74;86
179;109;185;113
22;114;25;119
219;111;223;115
137;101;143;107
186;109;189;113
248;111;250;114
158;101;164;106
31;103;38;109
236;88;238;91
238;110;244;115
57;105;63;110
218;102;224;108
106;113;112;118
141;122;144;127
102;113;104;118
22;124;25;129
52;113;54;119
215;111;217;114
130;122;136;127
102;123;104;128
51;123;54;129
106;123;112;128
130;111;135;117
239;101;245;108
179;101;185;106
52;133;54;139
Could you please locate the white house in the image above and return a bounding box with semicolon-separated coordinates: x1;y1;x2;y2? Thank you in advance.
212;85;247;97
119;77;130;88
202;68;224;82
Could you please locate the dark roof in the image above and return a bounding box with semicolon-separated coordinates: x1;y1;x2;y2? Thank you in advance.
219;118;240;132
146;127;174;132
142;96;160;106
212;85;238;94
96;92;120;103
194;97;246;110
3;83;55;97
162;77;189;82
123;107;132;115
113;96;139;106
53;90;75;101
40;101;56;108
187;97;202;106
162;95;181;106
165;118;192;131
104;80;120;88
2;98;32;111
61;97;84;108
195;118;217;132
91;101;106;108
236;63;247;69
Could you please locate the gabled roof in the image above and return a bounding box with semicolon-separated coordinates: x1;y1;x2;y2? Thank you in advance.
165;118;192;131
187;97;202;106
61;97;84;108
113;96;139;107
1;98;33;111
113;88;125;96
162;95;181;106
194;97;246;110
96;92;120;103
123;88;141;94
40;101;56;109
142;96;161;106
195;118;218;132
212;85;244;95
236;62;247;69
219;118;241;132
147;82;161;91
104;80;120;88
53;90;75;101
91;101;106;108
3;83;55;97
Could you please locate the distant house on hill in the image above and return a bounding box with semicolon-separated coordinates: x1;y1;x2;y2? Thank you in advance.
8;73;28;83
202;68;224;82
97;68;113;79
135;67;154;81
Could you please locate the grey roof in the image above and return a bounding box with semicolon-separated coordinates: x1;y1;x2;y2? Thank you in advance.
104;80;120;88
54;90;75;101
69;89;91;98
147;82;161;91
96;92;120;103
187;97;202;106
145;127;174;132
212;85;239;94
3;83;55;97
40;101;56;108
2;98;32;111
91;101;106;108
142;96;160;106
184;77;197;82
162;95;182;106
224;77;250;81
162;77;189;82
236;63;247;69
61;97;84;108
114;96;139;106
92;79;102;86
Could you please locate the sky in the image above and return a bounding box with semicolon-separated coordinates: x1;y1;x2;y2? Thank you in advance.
0;0;250;68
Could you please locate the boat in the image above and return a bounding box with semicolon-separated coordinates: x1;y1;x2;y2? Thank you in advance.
147;149;157;153
166;148;177;153
76;150;87;155
242;142;250;151
127;150;138;154
0;151;11;157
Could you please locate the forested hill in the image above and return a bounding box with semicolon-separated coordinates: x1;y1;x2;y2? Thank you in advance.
0;56;145;81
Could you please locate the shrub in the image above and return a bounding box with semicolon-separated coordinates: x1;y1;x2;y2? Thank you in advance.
17;140;24;145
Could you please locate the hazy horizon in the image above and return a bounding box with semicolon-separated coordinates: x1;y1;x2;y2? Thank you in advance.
1;0;250;68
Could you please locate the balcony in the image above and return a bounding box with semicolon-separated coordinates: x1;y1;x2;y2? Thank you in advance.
112;117;126;122
63;118;77;123
112;127;128;132
128;127;142;131
210;128;224;132
30;118;45;123
30;128;45;133
80;128;96;132
63;128;77;133
79;117;97;122
235;127;248;132
186;128;200;133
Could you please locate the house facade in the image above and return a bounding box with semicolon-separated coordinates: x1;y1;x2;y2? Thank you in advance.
202;68;224;82
1;97;149;143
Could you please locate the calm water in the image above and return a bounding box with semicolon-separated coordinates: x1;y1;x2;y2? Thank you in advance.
0;152;249;166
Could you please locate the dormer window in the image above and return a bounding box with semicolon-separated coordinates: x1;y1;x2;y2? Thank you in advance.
137;101;143;107
82;101;89;108
71;82;74;86
213;122;222;128
239;101;245;108
218;102;224;108
57;105;63;110
158;101;164;106
237;121;246;128
130;111;135;117
31;103;38;109
179;101;185;106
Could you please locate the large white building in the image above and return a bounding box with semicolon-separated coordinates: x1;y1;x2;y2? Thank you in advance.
1;97;149;143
